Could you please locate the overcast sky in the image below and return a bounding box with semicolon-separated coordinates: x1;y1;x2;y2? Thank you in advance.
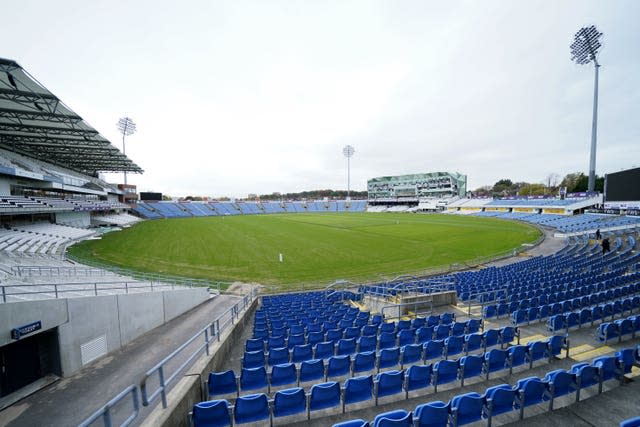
2;1;639;197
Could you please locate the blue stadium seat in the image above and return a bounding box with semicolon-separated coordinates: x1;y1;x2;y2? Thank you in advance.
464;333;483;354
268;347;290;366
308;381;341;417
433;359;458;392
459;354;483;387
570;363;600;401
337;338;357;356
508;345;528;373
239;366;269;393
544;369;576;410
444;335;464;359
343;375;374;411
404;364;432;398
243;350;265;369
416;326;434;344
207;370;238;398
450;392;484;426
299;359;325;383
484;349;508;379
375;370;404;403
358;335;377;353
315;341;335;359
273;387;307;419
398;329;416;346
401;344;422;367
379;332;397;350
234;393;270;425
270;363;297;389
423;340;445;361
245;338;264;352
378;347;401;371
414;401;448;427
514;377;549;420
483;384;516;424
292;344;313;363
372;409;413;427
353;351;376;375
192;399;231;427
327;355;351;379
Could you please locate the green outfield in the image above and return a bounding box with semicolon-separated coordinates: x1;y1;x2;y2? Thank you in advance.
69;213;541;287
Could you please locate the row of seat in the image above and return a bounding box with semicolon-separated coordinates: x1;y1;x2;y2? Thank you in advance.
515;292;640;327
252;312;459;341
547;306;640;334
333;346;640;427
211;335;566;399
193;345;638;427
242;326;520;369
247;319;486;356
483;282;640;320
597;315;640;343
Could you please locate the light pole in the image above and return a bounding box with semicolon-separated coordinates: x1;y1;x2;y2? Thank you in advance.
570;25;603;192
116;117;137;185
343;145;355;199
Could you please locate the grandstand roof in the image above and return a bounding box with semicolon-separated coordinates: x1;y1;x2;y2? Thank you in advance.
0;58;143;176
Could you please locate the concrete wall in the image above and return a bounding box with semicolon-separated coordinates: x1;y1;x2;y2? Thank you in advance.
55;211;91;227
0;299;68;347
57;295;121;376
0;287;209;377
163;288;209;322
117;292;165;344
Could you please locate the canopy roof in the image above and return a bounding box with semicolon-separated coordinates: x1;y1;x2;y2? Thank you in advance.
0;58;143;176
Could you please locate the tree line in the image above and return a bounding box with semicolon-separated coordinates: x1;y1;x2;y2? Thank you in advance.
471;172;604;198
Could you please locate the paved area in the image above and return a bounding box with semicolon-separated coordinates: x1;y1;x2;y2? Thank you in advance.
0;294;243;427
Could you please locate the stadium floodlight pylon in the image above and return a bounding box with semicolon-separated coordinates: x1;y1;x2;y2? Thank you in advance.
117;117;137;185
343;145;355;199
570;25;603;193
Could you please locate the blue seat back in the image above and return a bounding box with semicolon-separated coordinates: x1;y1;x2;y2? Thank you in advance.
193;399;230;427
299;358;325;383
208;370;237;397
327;355;351;378
309;381;341;412
344;375;374;404
234;393;270;424
273;387;306;418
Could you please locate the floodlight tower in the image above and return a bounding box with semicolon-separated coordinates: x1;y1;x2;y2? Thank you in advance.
116;117;137;185
570;25;603;192
343;145;355;199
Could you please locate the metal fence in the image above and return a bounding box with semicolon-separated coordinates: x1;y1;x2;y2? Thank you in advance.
0;280;217;303
78;288;258;427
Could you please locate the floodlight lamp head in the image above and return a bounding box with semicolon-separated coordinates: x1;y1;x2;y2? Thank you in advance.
117;117;137;136
343;145;355;158
570;25;603;66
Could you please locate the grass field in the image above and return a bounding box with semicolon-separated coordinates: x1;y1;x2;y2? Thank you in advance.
69;213;541;287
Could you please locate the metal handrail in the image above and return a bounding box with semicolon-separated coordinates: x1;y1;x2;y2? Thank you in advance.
0;281;202;303
139;288;258;409
77;384;139;427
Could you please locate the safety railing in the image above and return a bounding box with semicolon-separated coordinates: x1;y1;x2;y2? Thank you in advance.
77;384;139;427
77;288;257;427
140;288;258;408
0;280;207;303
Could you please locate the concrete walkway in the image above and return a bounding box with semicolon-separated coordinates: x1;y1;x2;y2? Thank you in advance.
0;294;243;427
